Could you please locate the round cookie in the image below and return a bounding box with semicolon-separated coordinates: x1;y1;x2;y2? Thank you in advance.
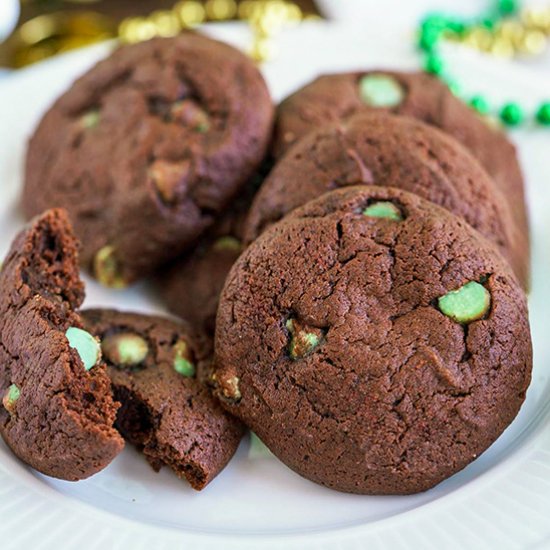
272;70;529;261
213;186;532;495
245;112;528;289
81;309;244;490
23;33;274;286
157;168;266;342
0;209;124;481
160;235;243;343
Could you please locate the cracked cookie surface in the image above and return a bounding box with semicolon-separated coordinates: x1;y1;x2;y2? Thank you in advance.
82;308;244;490
0;209;124;480
215;186;532;494
23;34;274;285
245;112;528;289
273;70;528;262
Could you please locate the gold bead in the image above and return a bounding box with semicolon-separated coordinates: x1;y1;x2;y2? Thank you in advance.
149;10;181;37
285;4;303;22
265;1;291;22
520;30;547;54
247;5;269;26
244;0;268;22
499;20;527;51
119;17;158;43
490;37;515;57
499;19;524;41
243;1;303;63
249;36;278;62
174;1;206;27
254;17;280;36
521;8;550;31
259;7;288;33
303;14;322;21
464;28;493;51
205;0;237;21
238;0;255;20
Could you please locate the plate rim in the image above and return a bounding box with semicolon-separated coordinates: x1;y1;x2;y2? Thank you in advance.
1;24;549;550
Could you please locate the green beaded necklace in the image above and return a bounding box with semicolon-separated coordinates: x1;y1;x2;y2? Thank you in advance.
417;0;550;127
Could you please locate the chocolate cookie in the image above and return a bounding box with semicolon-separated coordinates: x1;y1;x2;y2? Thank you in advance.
157;168;267;341
272;71;529;264
214;186;532;495
23;33;274;286
160;236;243;343
0;209;124;481
245;112;528;288
81;309;244;490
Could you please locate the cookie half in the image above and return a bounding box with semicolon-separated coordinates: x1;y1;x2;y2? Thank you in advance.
81;309;244;490
245;112;528;288
0;209;124;480
214;186;532;494
23;33;274;285
272;70;528;260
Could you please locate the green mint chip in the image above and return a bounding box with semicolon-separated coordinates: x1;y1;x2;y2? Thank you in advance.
102;332;149;367
359;74;405;107
173;340;196;377
438;281;491;323
66;327;101;371
362;201;403;221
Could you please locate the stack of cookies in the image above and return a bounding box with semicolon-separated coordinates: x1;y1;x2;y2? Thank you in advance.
0;32;532;495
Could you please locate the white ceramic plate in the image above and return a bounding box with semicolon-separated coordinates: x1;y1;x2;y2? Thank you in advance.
0;22;549;550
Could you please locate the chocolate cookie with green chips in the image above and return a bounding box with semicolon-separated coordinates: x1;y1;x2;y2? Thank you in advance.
0;209;124;481
272;70;529;277
245;111;528;289
214;185;532;495
160;235;244;347
23;33;274;287
81;308;244;490
157;166;268;346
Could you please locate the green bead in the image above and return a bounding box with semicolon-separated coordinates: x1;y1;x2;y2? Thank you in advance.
500;103;524;126
438;281;491;324
359;74;405;108
102;332;149;367
420;14;449;33
418;27;441;52
536;102;550;126
173;340;195;377
497;0;518;16
362;201;403;221
469;95;491;115
446;20;465;34
66;327;101;371
480;18;496;30
424;55;444;75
